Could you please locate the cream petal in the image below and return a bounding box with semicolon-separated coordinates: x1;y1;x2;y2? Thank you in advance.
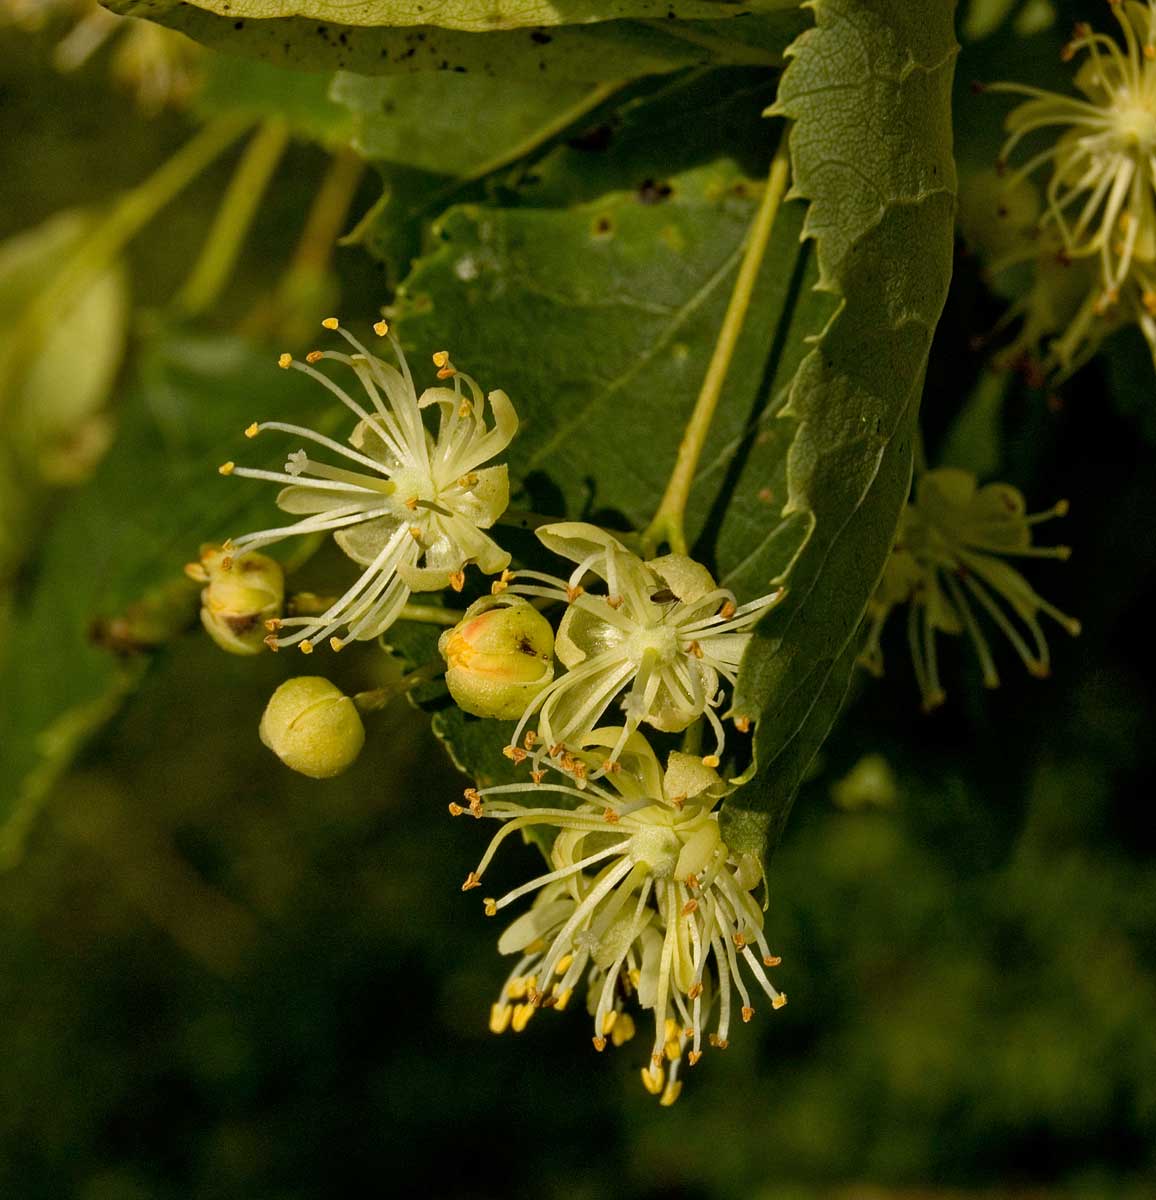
536;521;629;569
452;465;509;529
276;484;363;515
648;554;717;603
555;603;627;669
663;752;725;804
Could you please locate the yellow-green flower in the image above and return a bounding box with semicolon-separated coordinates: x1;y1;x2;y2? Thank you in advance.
221;320;516;652
456;728;787;1104
500;522;783;775
860;468;1080;710
988;2;1156;366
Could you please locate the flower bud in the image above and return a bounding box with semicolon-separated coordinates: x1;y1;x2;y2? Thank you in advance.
259;676;365;778
438;596;555;720
187;543;283;656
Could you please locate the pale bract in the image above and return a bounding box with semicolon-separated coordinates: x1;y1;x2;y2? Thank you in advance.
456;728;787;1104
222;320;516;651
503;522;783;774
861;467;1081;710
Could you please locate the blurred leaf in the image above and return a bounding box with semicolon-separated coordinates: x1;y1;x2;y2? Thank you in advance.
725;0;958;858
0;330;334;865
0;212;129;584
938;368;1007;478
194;53;355;147
103;0;803;82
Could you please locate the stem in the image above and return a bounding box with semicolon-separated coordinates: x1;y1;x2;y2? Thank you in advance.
175;118;291;316
398;603;461;626
354;660;445;712
244;147;365;342
641;135;792;556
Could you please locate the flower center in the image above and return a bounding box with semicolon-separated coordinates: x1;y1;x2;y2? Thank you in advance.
626;622;680;665
1112;99;1156;152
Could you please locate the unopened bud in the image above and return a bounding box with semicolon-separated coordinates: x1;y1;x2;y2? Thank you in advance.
259;676;365;778
190;543;284;656
438;596;554;719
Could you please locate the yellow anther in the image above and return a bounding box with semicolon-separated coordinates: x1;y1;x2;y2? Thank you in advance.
511;1004;534;1033
606;595;624;609
321;317;340;330
458;400;471;416
628;969;641;988
277;353;292;369
461;871;481;891
502;745;528;765
732;932;746;949
719;600;736;620
373;320;389;337
660;1081;682;1107
218;461;236;475
592;1036;607;1052
685;873;700;890
438;366;457;380
702;754;721;768
602;1011;618;1035
408;526;423;541
554;954;573;976
611;1013;635;1046
763;954;782;967
432;350;450;368
329;637;344;652
523;730;538;750
663;1018;679;1043
449;570;465;593
265;618;281;631
640;1066;664;1096
448;802;465;816
506;976;527;1000
245;422;260;438
491;578;509;595
404;496;418;511
458;472;479;488
530;769;546;785
681;899;699;917
218;557;233;572
772;994;788;1010
709;1034;729;1049
299;639;314;655
664;1040;680;1062
566;585;584;602
670;793;687;811
553;988;572;1011
688;981;704;1000
483;898;497;917
742;1006;754;1023
305;350;324;364
687;640;704;659
687;1049;702;1067
602;807;620;824
734;715;752;734
489;1003;512;1034
263;634;280;652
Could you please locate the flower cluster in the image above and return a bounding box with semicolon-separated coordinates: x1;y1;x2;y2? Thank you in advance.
860;467;1080;710
208;317;791;1103
989;1;1156;372
455;729;787;1105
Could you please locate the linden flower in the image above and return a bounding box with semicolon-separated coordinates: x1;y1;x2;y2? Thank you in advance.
991;2;1156;313
221;319;516;651
456;729;787;1104
860;468;1081;710
501;522;783;774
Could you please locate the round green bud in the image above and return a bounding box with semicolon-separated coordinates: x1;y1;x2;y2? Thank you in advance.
259;676;365;778
188;543;284;656
438;596;555;720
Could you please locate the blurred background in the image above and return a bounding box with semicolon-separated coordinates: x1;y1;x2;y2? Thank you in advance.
2;2;1156;1197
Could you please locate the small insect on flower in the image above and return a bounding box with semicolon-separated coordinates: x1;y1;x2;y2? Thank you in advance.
860;467;1081;711
459;728;787;1103
988;1;1156;361
221;320;517;652
500;522;783;776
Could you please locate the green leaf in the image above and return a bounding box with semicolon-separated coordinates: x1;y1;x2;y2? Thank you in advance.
0;330;336;866
726;0;958;858
103;0;803;82
117;0;799;34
